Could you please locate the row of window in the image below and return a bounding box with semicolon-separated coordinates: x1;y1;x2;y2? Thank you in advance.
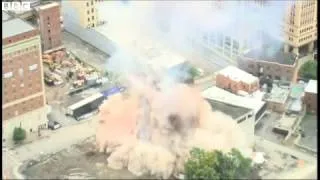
4;97;43;118
300;26;313;34
86;0;94;6
4;45;39;58
302;1;315;9
299;35;313;42
87;8;95;15
87;16;95;22
3;64;38;79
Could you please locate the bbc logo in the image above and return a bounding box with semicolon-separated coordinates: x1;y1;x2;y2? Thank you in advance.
2;1;31;11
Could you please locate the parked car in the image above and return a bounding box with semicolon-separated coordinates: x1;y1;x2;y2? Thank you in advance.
47;113;62;130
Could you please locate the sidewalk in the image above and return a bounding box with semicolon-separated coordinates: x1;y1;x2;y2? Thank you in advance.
3;116;99;179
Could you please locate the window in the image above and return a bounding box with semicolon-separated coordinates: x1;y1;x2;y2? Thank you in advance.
47;16;50;20
3;72;13;78
49;37;51;41
87;2;89;6
92;16;94;20
19;68;24;77
29;64;38;71
91;0;93;5
48;29;51;33
87;10;90;14
91;8;94;13
88;18;90;22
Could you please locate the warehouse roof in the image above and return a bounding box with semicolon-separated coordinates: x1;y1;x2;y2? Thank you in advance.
3;18;35;39
202;86;265;114
263;85;290;104
305;80;317;94
205;98;252;121
2;11;11;21
244;45;297;65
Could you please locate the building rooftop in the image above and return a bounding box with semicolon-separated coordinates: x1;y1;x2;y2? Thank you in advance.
205;98;252;121
2;18;36;39
218;66;258;84
263;85;290;104
202;86;265;114
244;45;297;65
305;80;317;94
274;115;297;131
37;2;59;10
2;11;12;21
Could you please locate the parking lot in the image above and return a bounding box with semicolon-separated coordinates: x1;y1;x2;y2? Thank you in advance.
255;112;286;144
298;114;317;151
62;31;110;72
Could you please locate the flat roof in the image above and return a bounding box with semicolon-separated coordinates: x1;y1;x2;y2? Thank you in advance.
244;45;297;65
2;18;35;39
205;98;251;120
202;86;265;114
305;80;317;94
2;11;11;21
263;85;290;104
218;66;258;84
274;116;297;130
38;2;59;10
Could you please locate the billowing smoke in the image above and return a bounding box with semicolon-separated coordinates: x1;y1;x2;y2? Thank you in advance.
94;1;296;178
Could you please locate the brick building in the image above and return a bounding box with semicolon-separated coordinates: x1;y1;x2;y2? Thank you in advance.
2;12;47;138
303;80;317;114
216;66;259;94
36;2;63;52
238;45;299;83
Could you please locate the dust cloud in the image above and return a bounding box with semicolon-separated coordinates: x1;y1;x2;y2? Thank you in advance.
96;81;249;178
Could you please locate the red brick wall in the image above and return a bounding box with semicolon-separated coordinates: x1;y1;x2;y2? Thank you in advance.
304;92;317;114
2;30;39;46
2;95;45;120
238;57;298;83
216;74;259;94
38;4;62;51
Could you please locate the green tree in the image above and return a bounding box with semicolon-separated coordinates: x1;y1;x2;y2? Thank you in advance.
299;60;317;80
188;67;200;79
13;127;26;143
184;148;253;180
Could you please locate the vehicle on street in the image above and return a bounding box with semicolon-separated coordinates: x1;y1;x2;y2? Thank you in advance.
47;113;62;130
66;93;105;120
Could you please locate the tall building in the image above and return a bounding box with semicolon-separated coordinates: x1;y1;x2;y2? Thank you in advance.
62;0;98;28
284;0;317;55
2;12;47;138
36;2;63;52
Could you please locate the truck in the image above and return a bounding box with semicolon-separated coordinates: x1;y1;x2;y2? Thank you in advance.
66;93;105;120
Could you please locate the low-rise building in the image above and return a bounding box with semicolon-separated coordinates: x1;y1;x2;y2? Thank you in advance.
216;66;259;94
263;85;291;113
303;80;317;114
238;45;299;83
202;86;267;146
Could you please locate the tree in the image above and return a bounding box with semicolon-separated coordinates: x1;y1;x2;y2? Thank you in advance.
184;148;253;180
13;127;26;143
188;67;200;79
299;61;317;80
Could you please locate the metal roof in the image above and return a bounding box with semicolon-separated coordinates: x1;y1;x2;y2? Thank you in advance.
2;18;35;39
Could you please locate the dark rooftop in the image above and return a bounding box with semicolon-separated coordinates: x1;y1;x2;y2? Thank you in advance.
244;45;297;65
205;99;252;121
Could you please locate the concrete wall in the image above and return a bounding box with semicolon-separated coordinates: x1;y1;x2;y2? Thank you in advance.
61;1;116;55
237;111;255;147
